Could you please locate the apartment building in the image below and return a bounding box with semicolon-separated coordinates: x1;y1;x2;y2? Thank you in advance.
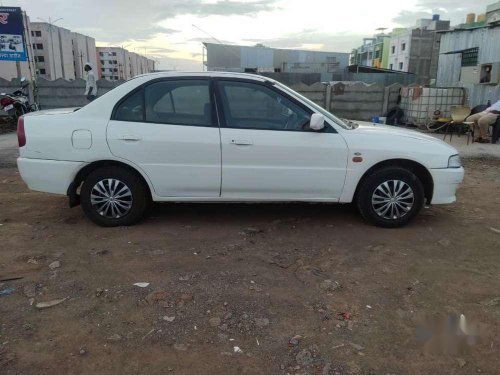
72;32;97;79
30;22;74;80
96;46;155;81
350;34;391;69
29;22;98;80
387;16;450;84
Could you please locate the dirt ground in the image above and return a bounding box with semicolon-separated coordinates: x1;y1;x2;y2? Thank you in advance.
0;156;499;375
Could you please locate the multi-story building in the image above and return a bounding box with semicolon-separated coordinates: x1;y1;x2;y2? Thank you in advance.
72;32;97;79
29;22;98;80
96;47;155;81
30;22;75;80
203;43;349;81
350;34;391;69
0;11;36;81
387;16;450;84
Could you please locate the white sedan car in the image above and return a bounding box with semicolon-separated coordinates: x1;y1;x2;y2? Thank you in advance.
17;72;464;227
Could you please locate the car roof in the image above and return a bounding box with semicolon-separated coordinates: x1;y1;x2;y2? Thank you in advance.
133;71;273;82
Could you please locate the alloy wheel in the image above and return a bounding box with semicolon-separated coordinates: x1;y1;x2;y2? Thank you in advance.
90;178;133;219
371;180;414;220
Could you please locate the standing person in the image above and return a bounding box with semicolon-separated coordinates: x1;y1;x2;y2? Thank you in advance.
466;99;500;143
84;63;97;102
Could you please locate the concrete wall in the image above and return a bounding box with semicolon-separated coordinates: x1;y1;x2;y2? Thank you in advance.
35;78;123;108
287;81;402;121
1;78;400;121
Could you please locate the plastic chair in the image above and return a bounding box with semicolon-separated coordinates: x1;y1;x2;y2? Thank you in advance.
443;106;473;144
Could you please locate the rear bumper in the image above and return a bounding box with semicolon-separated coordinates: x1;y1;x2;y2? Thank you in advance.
429;167;464;204
17;157;85;195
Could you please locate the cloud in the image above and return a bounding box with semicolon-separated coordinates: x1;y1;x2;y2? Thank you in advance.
16;0;279;43
392;0;493;26
244;29;365;53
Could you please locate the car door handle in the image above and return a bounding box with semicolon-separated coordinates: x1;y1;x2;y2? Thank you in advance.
231;139;252;146
120;134;141;142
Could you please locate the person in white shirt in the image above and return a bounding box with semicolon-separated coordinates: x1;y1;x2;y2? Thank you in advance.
84;63;97;102
466;99;500;143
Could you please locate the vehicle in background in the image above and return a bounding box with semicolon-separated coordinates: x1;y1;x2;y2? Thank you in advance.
16;72;464;228
1;77;39;122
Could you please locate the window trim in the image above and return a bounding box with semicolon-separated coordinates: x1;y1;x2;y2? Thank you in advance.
214;78;335;133
111;76;219;128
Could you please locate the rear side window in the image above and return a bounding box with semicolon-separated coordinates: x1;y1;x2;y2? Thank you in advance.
114;89;144;122
145;80;212;126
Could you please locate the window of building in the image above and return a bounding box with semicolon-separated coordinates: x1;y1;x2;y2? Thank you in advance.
399;62;404;70
36;43;43;50
112;52;117;56
389;64;393;70
39;68;46;74
113;76;119;80
218;80;311;131
113;60;117;64
31;31;35;37
461;47;479;67
100;60;105;65
101;68;105;72
144;80;212;126
391;46;395;54
401;43;406;51
35;56;45;63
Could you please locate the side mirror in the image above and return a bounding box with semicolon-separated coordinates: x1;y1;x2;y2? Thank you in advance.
310;113;325;131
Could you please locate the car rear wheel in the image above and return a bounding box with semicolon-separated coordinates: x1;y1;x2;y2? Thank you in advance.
80;167;149;227
356;167;425;228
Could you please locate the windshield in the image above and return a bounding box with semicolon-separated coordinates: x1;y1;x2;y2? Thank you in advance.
273;81;352;129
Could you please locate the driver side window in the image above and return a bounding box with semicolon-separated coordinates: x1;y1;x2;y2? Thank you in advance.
218;80;311;131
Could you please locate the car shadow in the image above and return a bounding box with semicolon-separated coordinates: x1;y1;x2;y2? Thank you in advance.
145;201;361;226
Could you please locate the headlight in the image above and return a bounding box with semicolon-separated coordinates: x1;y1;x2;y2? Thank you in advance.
448;154;462;168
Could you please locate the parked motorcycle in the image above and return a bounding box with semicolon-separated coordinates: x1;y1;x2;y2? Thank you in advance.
0;77;39;122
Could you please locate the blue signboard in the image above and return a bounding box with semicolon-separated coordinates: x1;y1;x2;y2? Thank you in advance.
0;7;27;61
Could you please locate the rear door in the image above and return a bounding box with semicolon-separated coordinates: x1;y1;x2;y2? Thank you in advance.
107;78;221;197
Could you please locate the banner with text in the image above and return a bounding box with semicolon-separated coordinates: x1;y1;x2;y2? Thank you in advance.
0;7;27;61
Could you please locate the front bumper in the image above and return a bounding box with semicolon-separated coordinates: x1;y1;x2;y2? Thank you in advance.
429;167;464;204
17;157;85;195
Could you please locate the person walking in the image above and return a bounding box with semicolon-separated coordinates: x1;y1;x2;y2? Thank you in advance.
84;63;97;102
466;99;500;143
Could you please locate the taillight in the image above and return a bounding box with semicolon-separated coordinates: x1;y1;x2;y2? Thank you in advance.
17;116;26;147
0;97;14;107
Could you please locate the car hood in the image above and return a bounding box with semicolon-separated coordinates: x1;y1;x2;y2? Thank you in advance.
349;120;457;150
25;107;80;116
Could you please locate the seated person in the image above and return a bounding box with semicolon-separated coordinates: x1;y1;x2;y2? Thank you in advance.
466;99;500;143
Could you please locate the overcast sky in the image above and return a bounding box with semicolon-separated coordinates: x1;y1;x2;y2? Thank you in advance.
12;0;495;70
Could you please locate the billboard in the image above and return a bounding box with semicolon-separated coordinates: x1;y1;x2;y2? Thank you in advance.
0;7;27;61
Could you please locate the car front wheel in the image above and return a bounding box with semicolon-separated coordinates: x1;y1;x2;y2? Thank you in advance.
356;167;425;228
80;167;149;227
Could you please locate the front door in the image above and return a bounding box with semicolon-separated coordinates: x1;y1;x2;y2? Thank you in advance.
107;78;221;197
216;79;348;200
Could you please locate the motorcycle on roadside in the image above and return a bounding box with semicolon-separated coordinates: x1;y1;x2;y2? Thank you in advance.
0;77;39;122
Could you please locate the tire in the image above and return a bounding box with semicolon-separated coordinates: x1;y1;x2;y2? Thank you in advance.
80;167;149;227
356;167;425;228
